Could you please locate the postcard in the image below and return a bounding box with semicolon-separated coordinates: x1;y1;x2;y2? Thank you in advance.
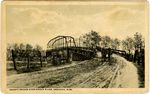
1;1;149;94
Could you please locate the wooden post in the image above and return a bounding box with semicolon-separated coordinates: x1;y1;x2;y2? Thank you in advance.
12;50;17;70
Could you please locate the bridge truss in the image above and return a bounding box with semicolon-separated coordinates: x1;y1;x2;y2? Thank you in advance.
46;36;96;65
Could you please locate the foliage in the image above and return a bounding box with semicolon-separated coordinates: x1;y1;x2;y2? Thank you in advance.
82;30;101;48
111;38;120;50
7;43;44;61
134;32;144;50
122;37;134;54
101;36;111;48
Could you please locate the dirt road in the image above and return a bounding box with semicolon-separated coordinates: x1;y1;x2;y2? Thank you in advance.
7;54;139;88
109;54;139;88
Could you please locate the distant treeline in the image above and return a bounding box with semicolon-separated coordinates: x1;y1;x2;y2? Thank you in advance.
78;30;145;54
7;43;46;61
7;43;47;71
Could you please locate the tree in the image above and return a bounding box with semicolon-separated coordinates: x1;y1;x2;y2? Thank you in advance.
134;32;144;50
12;50;17;70
101;36;111;48
13;43;19;50
35;45;43;67
83;33;91;47
7;43;12;60
11;43;20;56
122;37;134;54
7;43;20;70
19;43;26;60
82;30;101;48
111;38;120;50
11;43;19;70
19;43;26;50
35;45;42;51
26;44;33;69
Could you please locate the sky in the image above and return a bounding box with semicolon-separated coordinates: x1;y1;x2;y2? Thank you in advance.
6;3;147;49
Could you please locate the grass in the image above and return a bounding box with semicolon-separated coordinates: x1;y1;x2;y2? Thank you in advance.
133;63;145;88
7;61;48;75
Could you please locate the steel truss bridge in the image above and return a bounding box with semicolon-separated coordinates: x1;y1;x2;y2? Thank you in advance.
46;36;144;65
46;36;96;65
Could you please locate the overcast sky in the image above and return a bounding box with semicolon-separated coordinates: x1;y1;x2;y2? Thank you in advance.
6;3;147;49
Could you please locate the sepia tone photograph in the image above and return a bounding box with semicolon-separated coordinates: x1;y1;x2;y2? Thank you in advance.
1;1;149;93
